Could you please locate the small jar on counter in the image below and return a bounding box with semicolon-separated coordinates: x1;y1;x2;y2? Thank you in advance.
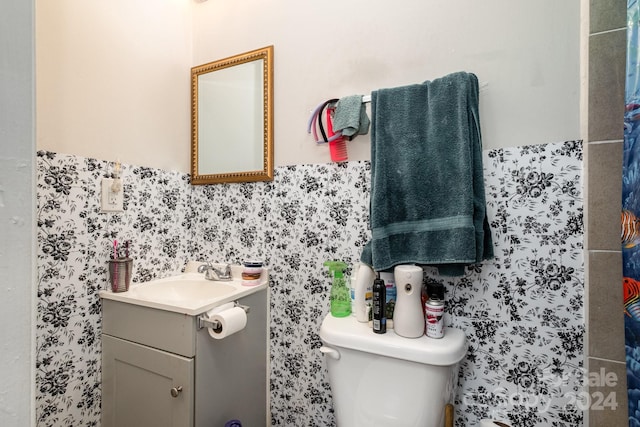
242;261;263;282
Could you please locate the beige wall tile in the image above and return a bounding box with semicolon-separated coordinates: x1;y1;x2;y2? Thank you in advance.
588;30;626;142
590;0;626;34
586;141;623;251
587;358;628;425
588;251;625;361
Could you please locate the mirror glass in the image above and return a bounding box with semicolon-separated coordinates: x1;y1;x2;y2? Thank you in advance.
191;46;273;184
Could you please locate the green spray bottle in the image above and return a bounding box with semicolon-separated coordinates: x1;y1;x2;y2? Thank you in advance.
324;261;351;317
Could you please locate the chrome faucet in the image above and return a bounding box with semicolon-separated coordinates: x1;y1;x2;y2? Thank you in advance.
197;262;232;281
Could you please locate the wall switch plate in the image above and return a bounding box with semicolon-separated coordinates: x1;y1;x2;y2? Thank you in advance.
101;178;124;212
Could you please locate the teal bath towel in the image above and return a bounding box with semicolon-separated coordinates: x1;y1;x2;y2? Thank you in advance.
361;72;493;276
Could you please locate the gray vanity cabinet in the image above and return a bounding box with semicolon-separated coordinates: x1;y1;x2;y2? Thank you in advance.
101;289;268;427
102;334;194;427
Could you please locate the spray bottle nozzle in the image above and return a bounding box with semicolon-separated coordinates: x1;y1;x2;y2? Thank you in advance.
324;260;348;278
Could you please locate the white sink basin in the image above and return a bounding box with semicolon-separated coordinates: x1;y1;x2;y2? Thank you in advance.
99;268;268;315
131;279;236;303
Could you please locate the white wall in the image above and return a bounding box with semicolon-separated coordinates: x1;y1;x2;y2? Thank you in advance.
37;0;581;172
194;0;581;166
36;0;192;172
0;1;35;426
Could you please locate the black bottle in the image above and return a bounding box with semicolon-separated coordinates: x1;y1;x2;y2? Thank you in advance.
372;277;386;334
428;282;445;300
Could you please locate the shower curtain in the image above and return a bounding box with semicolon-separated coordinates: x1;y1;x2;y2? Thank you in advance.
624;2;640;425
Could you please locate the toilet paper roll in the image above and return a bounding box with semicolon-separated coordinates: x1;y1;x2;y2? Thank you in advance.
480;420;511;427
207;306;247;339
207;302;235;316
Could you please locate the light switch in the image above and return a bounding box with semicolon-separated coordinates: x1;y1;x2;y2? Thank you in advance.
101;178;124;212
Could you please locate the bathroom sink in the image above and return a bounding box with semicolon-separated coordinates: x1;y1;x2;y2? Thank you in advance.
130;278;236;303
99;266;268;315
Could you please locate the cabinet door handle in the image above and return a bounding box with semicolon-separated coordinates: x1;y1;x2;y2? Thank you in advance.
170;386;183;398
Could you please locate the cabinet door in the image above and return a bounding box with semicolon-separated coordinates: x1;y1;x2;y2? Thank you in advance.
102;334;194;427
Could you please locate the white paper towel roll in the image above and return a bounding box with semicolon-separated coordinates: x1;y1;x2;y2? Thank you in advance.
207;306;247;339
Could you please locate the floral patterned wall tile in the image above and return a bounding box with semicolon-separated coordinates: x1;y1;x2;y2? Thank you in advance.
35;140;583;427
37;152;104;426
422;141;584;426
249;141;584;427
36;151;193;427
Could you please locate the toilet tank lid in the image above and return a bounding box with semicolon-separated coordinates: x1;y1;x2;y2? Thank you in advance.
319;315;467;366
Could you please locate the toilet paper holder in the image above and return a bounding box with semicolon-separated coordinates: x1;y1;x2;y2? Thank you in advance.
197;302;250;330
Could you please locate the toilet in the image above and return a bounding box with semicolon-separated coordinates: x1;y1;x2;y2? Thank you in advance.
320;314;467;427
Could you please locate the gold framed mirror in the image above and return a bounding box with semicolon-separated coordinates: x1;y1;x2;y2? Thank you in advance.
191;46;273;184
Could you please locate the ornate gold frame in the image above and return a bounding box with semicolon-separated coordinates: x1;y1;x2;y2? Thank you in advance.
190;46;273;184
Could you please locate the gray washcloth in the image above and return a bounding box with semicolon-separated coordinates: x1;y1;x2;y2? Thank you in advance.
333;95;370;137
361;72;493;276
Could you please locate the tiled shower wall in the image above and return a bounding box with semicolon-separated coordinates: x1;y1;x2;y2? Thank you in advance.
585;0;628;425
36;140;584;427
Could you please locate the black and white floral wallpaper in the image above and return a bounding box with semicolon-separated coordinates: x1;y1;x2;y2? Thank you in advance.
444;141;584;426
36;140;583;427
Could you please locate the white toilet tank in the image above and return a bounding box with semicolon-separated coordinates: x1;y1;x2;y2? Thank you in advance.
320;315;466;427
